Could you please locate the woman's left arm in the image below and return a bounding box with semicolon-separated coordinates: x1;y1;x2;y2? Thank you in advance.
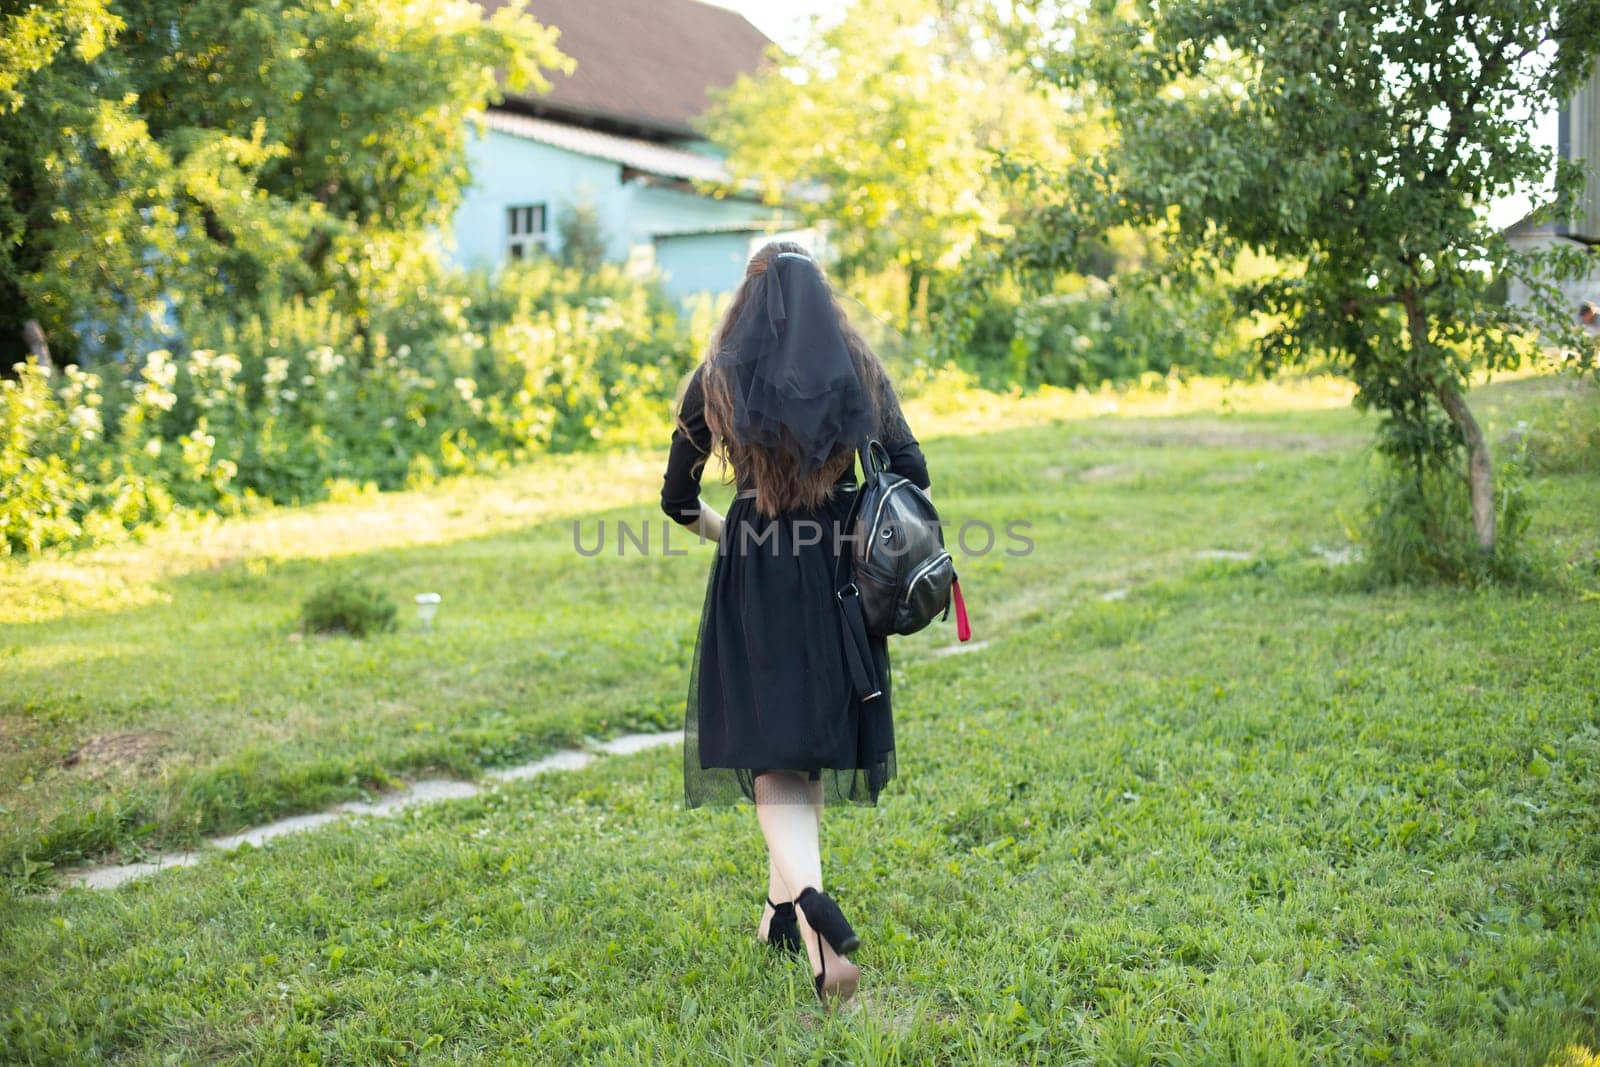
684;500;725;542
661;367;725;541
878;383;931;492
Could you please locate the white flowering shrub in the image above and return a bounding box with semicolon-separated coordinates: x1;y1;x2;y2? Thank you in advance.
0;361;176;555
1;261;695;554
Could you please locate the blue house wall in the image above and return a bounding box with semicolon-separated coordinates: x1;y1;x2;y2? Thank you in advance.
450;127;780;298
452;130;631;264
654;231;762;304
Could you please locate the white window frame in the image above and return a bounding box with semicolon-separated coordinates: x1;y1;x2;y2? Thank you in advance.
505;203;548;262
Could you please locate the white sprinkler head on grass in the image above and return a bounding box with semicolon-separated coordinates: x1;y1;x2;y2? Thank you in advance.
415;592;442;629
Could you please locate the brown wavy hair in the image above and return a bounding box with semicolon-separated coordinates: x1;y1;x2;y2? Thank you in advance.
690;240;890;517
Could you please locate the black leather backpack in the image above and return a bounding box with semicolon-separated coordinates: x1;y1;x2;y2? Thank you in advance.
835;440;970;702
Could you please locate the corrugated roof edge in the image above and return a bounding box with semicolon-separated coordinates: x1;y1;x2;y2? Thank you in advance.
485;109;729;183
651;218;798;240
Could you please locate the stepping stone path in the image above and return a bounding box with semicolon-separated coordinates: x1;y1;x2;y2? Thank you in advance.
1314;546;1357;566
60;731;684;893
58;639;1013;893
1194;549;1254;561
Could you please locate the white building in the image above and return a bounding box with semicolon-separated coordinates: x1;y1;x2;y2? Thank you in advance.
1505;59;1600;315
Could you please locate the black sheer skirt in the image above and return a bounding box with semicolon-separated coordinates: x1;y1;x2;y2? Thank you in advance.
683;487;896;808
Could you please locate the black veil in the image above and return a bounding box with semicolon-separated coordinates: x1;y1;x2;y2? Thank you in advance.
713;251;877;470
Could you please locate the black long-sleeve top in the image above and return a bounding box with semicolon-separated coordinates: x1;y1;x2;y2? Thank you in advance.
660;364;931;524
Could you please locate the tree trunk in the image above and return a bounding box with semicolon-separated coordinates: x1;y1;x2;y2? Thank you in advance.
1401;288;1495;553
22;320;53;369
906;260;923;330
1433;379;1495;553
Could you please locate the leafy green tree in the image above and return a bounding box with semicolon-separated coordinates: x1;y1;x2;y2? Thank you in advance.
702;0;1085;327
2;0;163;360
0;0;120;108
1;0;570;361
999;0;1600;559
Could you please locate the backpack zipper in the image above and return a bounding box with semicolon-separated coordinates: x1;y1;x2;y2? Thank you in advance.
902;551;952;604
865;477;910;538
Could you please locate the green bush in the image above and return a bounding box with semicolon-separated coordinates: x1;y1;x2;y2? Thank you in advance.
1;261;696;555
460;259;693;452
954;273;1256;389
1355;455;1542;587
0;360;201;557
299;576;398;637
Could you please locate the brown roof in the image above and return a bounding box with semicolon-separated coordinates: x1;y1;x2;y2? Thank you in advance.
481;0;773;139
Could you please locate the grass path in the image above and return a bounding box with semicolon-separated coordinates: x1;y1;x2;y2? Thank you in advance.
3;374;1599;1062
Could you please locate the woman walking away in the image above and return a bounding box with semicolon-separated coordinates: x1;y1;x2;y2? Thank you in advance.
660;241;932;1007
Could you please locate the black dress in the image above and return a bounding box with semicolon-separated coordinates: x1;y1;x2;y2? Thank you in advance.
660;365;931;808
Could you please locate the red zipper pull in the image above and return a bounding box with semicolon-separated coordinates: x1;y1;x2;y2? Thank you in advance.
952;576;971;642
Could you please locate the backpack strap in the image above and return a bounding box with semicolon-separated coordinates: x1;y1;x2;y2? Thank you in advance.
858;438;890;480
834;437;884;702
836;582;882;701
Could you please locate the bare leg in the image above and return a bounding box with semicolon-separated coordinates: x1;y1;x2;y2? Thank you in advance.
754;771;856;998
759;776;824;939
809;775;824;844
754;772;822;898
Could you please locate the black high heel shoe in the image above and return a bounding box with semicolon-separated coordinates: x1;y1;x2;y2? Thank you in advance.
796;890;861;1005
794;887;860;956
761;897;802;955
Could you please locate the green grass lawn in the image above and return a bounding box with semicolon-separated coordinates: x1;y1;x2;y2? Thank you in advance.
2;373;1598;1063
